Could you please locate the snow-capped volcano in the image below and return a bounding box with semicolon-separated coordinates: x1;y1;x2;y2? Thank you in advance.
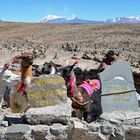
40;15;104;24
40;15;64;22
40;15;140;24
106;16;140;23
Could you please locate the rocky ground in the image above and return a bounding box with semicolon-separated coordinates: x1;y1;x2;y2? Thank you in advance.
0;22;140;71
0;22;140;140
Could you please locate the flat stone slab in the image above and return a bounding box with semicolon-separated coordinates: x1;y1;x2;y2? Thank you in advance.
27;75;67;107
100;111;140;122
25;100;72;125
99;61;139;112
6;124;31;140
10;75;67;113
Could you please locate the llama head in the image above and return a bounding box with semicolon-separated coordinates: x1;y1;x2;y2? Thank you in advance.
21;52;34;67
42;61;56;74
60;61;78;83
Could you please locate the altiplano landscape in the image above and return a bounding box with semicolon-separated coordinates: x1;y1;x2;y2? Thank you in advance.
0;22;140;72
0;22;140;140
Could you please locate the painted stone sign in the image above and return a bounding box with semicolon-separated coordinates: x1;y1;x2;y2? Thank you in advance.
99;61;139;112
27;75;67;107
10;75;67;113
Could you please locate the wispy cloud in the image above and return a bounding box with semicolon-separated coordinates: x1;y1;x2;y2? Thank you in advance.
63;6;77;18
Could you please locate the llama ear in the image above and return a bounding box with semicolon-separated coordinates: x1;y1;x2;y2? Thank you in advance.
73;60;78;66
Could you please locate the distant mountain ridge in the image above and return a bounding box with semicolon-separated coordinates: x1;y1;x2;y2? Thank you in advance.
1;15;140;23
40;15;105;24
107;16;140;23
40;15;140;24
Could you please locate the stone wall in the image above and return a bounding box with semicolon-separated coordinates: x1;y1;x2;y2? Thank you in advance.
0;62;140;140
0;101;140;140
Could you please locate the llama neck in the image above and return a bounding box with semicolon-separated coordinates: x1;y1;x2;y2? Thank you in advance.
67;72;78;97
67;73;76;86
21;65;32;84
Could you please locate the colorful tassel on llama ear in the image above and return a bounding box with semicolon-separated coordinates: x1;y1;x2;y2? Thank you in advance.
3;63;10;70
73;60;78;66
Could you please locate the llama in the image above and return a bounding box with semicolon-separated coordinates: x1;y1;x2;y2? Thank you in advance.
60;61;102;122
42;61;62;75
32;61;63;76
1;53;33;112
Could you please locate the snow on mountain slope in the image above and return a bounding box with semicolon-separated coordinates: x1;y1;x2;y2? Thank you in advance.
107;16;140;23
40;15;140;24
40;15;104;24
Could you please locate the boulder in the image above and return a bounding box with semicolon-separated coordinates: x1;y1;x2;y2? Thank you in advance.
24;99;72;125
10;75;67;113
6;124;31;140
99;61;139;112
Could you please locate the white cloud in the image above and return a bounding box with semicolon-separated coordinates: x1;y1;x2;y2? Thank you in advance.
63;6;77;18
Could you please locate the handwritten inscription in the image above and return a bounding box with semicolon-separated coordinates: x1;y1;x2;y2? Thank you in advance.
112;92;131;103
35;100;60;107
34;77;65;87
112;98;129;103
107;86;129;93
28;89;66;99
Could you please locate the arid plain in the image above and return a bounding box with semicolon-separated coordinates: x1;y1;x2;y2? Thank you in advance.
0;22;140;71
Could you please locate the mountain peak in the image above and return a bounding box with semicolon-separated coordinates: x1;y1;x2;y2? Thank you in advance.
41;15;64;22
40;15;79;23
40;15;104;24
108;15;140;23
38;15;140;24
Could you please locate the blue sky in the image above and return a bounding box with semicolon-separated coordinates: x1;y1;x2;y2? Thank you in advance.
0;0;140;22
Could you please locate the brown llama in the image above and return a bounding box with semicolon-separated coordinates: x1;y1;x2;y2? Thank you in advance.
2;52;33;113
